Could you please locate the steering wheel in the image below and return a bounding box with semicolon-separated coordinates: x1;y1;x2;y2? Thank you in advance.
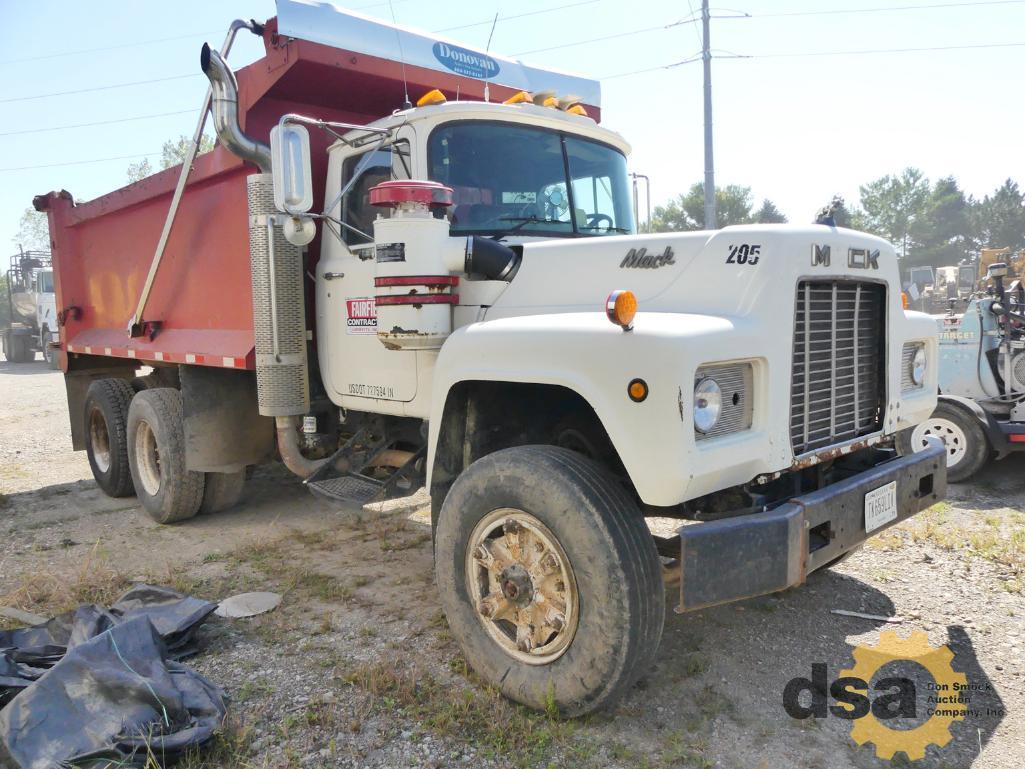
586;213;614;232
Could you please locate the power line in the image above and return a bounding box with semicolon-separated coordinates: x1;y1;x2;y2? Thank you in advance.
513;22;680;56
0;31;220;67
0;74;200;104
602;39;1024;78
752;0;1025;19
603;56;702;80
436;1;600;33
0;109;200;138
749;40;1025;58
0;152;160;173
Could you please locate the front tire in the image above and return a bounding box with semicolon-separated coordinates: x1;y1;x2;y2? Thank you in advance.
434;446;664;717
127;388;205;524
41;328;58;368
897;401;989;483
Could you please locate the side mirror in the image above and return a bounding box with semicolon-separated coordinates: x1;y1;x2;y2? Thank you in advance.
270;123;313;214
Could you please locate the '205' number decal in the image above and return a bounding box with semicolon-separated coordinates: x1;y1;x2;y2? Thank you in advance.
726;244;761;265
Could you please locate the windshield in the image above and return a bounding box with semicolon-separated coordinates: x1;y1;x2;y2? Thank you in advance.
428;121;635;238
37;270;54;293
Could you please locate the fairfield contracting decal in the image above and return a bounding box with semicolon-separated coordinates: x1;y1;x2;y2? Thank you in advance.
432;42;500;80
346;297;377;335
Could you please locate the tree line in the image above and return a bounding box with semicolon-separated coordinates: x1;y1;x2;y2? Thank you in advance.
651;171;1025;269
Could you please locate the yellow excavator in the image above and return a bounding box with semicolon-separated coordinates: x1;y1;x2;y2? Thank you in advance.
978;247;1020;289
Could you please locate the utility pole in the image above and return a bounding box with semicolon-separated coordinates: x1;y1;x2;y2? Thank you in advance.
701;0;716;229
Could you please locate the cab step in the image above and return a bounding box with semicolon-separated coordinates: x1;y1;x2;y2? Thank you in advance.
304;425;425;506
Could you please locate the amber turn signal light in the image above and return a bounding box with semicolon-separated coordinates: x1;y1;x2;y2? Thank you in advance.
606;289;637;331
628;378;648;402
901;291;910;310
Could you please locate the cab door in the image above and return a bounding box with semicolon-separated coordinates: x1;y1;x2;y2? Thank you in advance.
317;128;419;409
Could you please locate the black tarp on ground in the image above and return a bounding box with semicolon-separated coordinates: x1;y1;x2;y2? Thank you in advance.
0;586;226;769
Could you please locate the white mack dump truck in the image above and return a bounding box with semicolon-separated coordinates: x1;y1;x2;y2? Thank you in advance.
39;2;945;716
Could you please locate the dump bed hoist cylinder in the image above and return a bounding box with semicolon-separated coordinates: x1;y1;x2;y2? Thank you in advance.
247;173;309;416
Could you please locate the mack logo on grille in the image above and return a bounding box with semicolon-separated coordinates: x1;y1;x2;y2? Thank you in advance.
848;247;880;269
811;245;880;269
620;246;675;269
811;244;831;267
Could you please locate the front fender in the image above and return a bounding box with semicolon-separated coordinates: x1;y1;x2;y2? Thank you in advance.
428;311;784;507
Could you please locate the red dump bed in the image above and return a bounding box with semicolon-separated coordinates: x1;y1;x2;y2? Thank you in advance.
36;13;597;372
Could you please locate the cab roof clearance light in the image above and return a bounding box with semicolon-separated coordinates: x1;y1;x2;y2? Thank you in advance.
416;88;447;107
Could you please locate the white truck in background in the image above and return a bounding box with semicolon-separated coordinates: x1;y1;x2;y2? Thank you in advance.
37;0;946;716
2;251;57;366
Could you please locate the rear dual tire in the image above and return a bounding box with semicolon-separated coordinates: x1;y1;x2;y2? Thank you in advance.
84;379;136;498
434;445;664;717
84;380;247;520
127;388;205;524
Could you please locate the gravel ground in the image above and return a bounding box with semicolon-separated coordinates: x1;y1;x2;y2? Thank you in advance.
1;354;1023;769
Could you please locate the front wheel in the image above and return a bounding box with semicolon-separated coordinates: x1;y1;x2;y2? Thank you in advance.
896;401;989;483
434;446;664;717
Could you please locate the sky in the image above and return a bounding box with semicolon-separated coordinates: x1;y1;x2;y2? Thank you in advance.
2;0;1023;249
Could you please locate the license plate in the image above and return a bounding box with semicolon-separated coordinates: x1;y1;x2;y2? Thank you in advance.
864;481;898;533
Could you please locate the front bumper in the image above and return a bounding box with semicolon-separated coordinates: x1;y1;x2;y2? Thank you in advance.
674;437;946;612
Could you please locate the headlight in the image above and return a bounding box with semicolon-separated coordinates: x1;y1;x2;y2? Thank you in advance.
693;377;723;434
911;345;927;386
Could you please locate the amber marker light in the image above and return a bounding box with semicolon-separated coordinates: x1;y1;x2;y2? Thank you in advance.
901;291;910;310
504;91;532;104
628;378;649;402
606;289;637;331
416;89;447;107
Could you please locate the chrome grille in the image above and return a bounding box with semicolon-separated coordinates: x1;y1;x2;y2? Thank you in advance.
791;280;885;455
695;363;753;440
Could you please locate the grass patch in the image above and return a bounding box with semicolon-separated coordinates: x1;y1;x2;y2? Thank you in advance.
866;530;904;551
0;542;131;616
161;715;256;769
909;505;1025;576
342;656;585;768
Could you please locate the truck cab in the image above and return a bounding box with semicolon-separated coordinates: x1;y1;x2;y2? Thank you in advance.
319;101;635;417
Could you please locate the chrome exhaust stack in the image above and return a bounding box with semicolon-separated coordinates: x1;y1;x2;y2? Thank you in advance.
200;43;271;172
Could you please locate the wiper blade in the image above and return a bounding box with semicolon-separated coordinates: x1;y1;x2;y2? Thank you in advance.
489;215;566;239
578;225;630;233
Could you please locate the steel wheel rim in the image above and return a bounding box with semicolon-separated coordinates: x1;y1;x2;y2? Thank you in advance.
88;407;111;474
465;508;579;665
911;417;967;468
135;420;162;496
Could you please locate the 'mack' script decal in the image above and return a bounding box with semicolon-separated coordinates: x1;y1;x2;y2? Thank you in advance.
620;246;675;269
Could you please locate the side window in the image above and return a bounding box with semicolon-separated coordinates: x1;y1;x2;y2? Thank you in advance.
340;141;410;246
